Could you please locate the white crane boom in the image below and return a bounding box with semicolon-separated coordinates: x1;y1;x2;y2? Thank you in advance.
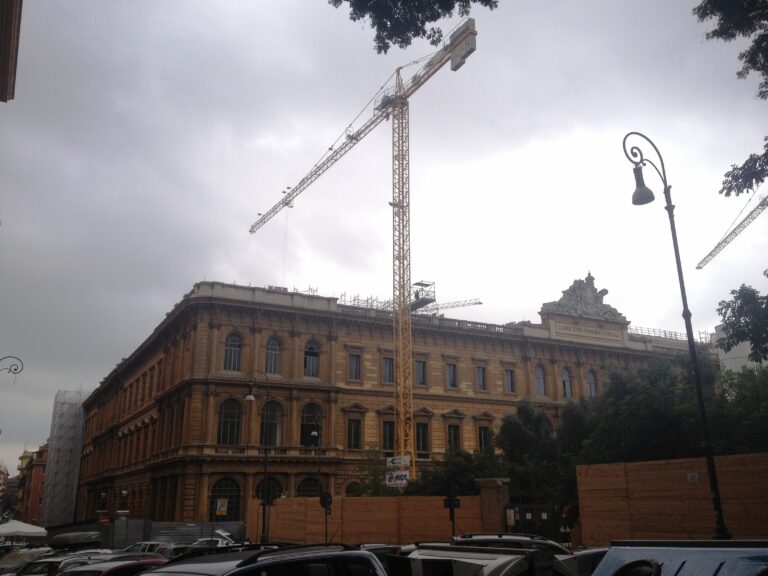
696;194;768;269
417;298;482;315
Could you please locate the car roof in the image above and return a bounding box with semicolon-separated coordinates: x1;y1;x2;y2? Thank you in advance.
60;559;168;574
453;533;572;555
145;545;378;576
405;543;531;576
593;541;768;576
143;550;255;576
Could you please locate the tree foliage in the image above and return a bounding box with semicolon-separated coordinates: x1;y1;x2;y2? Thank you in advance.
404;448;505;496
496;401;560;502
716;281;768;362
709;367;768;453
329;0;497;53
579;363;704;464
346;448;401;496
694;1;768;196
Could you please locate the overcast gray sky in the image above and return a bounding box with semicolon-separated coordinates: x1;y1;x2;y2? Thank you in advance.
1;1;766;470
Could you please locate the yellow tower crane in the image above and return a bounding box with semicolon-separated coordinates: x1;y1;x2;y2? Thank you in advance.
249;19;477;479
696;193;767;269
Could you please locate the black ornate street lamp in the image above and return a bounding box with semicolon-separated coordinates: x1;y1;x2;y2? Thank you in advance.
0;356;23;375
246;369;273;544
622;131;731;540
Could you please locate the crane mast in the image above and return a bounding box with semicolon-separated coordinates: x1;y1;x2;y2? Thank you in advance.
391;70;415;466
696;194;768;269
249;19;477;480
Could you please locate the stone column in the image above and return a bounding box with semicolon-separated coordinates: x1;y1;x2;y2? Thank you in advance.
197;474;209;522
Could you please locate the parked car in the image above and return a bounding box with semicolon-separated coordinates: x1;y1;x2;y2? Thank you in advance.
555;548;608;576
58;558;168;576
399;542;532;576
189;532;236;550
452;533;572;555
187;541;232;551
57;554;169;573
144;544;388;576
590;540;768;576
0;548;52;576
121;545;174;560
16;557;70;576
14;549;143;576
46;535;104;555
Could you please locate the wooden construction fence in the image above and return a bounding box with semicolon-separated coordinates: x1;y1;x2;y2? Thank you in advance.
257;495;483;545
577;452;768;546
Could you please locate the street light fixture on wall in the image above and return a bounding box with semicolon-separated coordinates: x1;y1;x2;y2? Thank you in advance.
245;369;272;544
622;131;731;540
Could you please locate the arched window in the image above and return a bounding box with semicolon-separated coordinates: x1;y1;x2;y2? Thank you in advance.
255;477;283;504
296;477;322;497
217;399;242;445
260;401;283;446
208;477;241;521
534;365;547;396
561;368;572;399
304;341;320;377
300;403;323;446
223;333;242;372
345;482;362;496
587;370;598;398
265;337;282;375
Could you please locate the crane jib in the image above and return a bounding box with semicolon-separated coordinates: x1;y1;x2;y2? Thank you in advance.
248;19;476;234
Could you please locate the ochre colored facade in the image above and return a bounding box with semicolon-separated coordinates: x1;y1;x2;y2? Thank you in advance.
75;275;697;536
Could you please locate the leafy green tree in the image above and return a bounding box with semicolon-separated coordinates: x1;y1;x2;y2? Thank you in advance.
556;400;593;527
329;0;498;53
716;280;768;362
346;448;401;496
708;366;768;453
404;447;507;496
496;401;560;502
579;362;702;464
694;1;768;196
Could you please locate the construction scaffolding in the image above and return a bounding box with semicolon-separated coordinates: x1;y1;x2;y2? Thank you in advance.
41;390;90;528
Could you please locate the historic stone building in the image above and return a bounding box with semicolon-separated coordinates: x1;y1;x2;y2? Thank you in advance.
75;274;698;529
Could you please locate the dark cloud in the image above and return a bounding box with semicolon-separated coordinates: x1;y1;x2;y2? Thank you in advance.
1;0;766;467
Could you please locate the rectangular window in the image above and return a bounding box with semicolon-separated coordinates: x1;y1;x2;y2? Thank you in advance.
382;420;395;455
347;419;361;449
415;360;427;387
504;369;516;394
416;422;429;458
475;366;486;391
382;357;394;384
447;424;461;451
535;366;547;396
446;363;458;388
478;426;491;451
348;353;361;381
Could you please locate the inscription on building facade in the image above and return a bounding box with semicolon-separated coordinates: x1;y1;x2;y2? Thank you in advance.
556;322;622;341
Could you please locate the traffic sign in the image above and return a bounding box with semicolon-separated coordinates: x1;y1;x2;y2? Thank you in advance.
385;469;410;487
386;455;411;468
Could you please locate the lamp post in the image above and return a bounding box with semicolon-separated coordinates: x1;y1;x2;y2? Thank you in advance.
245;369;272;544
622;131;731;540
119;489;129;547
311;428;330;544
